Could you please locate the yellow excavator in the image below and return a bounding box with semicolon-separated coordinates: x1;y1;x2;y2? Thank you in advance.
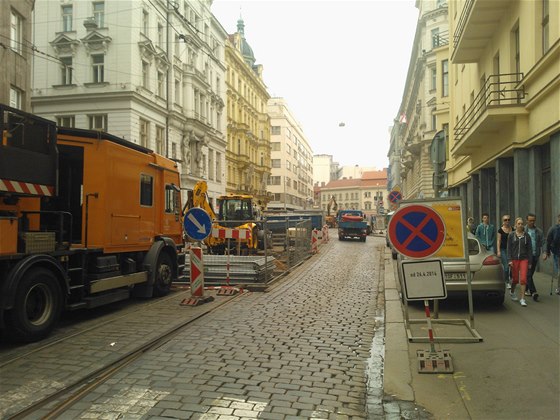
326;195;338;228
183;181;263;254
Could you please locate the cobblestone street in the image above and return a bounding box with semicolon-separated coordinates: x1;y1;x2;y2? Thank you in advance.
51;239;384;419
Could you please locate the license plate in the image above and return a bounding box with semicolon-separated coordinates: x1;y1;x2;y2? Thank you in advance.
445;273;466;280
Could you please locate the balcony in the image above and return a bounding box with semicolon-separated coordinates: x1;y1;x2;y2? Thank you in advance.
453;73;527;155
452;0;510;63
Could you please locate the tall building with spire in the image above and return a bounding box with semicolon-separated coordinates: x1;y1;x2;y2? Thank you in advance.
224;17;271;207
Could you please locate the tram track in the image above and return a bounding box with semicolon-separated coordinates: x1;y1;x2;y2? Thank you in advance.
0;289;187;368
7;290;246;420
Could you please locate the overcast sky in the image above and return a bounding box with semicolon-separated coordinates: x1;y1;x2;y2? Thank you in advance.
211;0;419;169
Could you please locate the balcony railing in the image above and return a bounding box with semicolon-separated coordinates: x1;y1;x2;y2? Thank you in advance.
454;73;526;143
432;31;449;48
453;0;474;49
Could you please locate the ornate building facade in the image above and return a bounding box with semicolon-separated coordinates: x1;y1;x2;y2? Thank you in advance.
1;0;35;111
31;0;228;204
224;18;271;207
393;0;450;200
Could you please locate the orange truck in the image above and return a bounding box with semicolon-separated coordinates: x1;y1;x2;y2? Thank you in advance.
0;104;184;342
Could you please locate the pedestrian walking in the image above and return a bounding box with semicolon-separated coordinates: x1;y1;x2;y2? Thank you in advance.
496;214;512;289
508;217;533;307
524;213;544;301
476;213;496;252
543;213;560;295
466;216;476;235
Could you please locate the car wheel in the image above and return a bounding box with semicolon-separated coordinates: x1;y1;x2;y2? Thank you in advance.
489;293;505;306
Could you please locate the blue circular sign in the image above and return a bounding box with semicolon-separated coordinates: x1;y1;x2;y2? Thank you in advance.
183;208;212;241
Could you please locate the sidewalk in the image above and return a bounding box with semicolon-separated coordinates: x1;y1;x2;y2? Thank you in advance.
383;248;560;419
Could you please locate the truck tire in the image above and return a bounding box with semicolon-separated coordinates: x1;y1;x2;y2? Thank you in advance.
153;252;173;297
5;268;63;343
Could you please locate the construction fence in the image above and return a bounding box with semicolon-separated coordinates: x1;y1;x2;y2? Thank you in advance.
179;217;330;290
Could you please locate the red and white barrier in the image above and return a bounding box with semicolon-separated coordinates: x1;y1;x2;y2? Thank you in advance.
180;247;214;306
212;228;247;296
0;178;54;196
311;229;319;254
211;227;251;240
322;225;329;243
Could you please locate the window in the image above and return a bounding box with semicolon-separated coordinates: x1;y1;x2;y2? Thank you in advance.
431;28;440;48
174;78;181;103
93;2;104;28
542;0;550;54
139;118;149;147
10;87;22;109
157;71;165;97
431;112;437;131
442;60;449;97
513;25;520;77
208;149;214;180
56;115;75;128
430;67;436;91
171;142;177;159
155;125;164;154
165;184;179;213
271;126;281;135
216;152;222;182
271;142;281;151
271;159;281;168
92;54;104;83
60;57;73;85
157;22;164;48
142;61;149;89
88;114;107;131
140;174;153;206
10;11;22;54
142;9;149;35
268;176;281;185
62;5;73;32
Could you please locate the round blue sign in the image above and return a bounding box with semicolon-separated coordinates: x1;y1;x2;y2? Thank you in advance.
183;208;212;241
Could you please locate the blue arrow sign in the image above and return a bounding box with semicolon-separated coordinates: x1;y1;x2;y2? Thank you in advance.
183;208;212;241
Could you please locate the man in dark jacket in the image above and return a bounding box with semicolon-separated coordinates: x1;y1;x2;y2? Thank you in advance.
525;213;544;301
543;213;560;295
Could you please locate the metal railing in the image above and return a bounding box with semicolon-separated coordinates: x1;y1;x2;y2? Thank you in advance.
432;31;449;48
453;0;475;48
454;73;525;143
179;217;315;288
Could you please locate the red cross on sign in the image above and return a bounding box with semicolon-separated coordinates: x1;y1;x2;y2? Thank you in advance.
388;204;446;259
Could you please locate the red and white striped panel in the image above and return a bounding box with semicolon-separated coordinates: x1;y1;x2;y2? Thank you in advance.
211;227;251;240
0;179;54;196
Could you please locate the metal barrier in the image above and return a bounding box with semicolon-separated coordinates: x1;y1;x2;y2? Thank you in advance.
177;217;316;288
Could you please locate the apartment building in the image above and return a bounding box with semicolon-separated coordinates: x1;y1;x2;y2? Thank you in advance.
267;98;314;211
313;154;341;186
448;0;559;230
31;0;228;203
1;0;35;111
393;0;450;200
224;18;271;207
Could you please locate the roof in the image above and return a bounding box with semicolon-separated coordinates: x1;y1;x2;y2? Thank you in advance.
362;169;388;180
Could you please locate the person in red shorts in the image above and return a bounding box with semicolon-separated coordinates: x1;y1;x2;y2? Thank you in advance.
507;217;533;307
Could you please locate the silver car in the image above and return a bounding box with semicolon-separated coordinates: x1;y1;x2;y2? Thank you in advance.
442;234;505;305
394;234;505;305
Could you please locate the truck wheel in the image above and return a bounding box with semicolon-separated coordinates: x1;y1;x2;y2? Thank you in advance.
5;268;62;343
153;252;173;297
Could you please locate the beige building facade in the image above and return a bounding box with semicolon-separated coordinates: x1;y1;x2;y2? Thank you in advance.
319;170;388;219
267;98;314;211
1;0;35;111
225;18;271;207
447;0;560;231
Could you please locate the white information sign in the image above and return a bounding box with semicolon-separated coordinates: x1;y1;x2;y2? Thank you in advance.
401;259;447;301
